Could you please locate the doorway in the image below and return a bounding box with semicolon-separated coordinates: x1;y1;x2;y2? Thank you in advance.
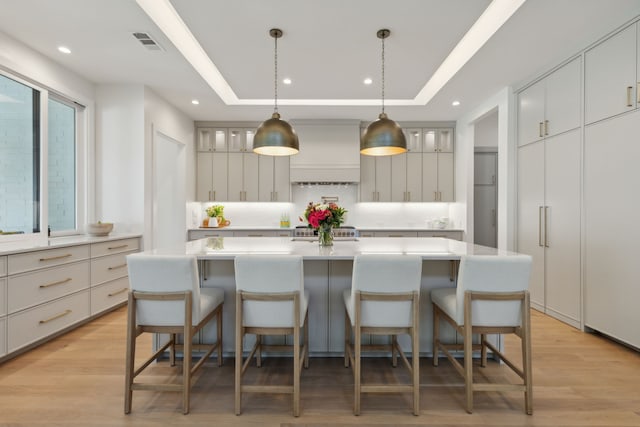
473;111;498;248
152;131;186;250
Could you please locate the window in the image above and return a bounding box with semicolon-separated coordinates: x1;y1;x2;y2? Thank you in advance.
48;97;77;232
0;70;85;239
0;73;40;235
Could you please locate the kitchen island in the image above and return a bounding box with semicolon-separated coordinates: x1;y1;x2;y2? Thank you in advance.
171;236;519;357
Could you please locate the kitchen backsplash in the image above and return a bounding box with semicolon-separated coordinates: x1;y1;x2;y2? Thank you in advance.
187;184;458;229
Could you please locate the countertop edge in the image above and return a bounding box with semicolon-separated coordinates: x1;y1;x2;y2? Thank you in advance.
0;233;142;256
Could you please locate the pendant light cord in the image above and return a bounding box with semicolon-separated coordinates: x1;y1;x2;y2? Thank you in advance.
274;34;278;114
381;33;385;114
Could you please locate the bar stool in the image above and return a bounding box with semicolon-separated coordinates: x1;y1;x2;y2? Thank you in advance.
343;254;423;415
124;254;224;414
431;254;533;414
234;254;309;417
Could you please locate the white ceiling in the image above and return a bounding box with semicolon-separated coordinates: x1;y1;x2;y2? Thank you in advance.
1;0;639;122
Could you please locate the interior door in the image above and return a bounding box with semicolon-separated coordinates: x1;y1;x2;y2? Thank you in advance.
474;152;497;248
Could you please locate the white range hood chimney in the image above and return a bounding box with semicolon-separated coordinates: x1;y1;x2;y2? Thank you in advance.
289;121;361;183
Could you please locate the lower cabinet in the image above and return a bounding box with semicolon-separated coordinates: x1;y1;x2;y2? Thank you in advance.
0;236;140;361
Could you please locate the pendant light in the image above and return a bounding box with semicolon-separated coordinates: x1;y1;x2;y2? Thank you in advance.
253;28;299;156
361;29;406;156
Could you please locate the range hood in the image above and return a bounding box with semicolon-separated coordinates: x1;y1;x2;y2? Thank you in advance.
289;121;361;183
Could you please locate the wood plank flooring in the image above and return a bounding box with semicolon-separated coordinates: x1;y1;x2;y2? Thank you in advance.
1;307;639;426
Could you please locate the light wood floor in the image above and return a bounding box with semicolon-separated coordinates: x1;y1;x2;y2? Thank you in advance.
1;307;640;426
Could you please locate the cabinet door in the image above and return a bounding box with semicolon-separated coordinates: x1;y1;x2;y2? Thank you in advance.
227;153;243;201
197;128;214;152
518;79;545;146
437;129;454;153
228;129;244;152
423;130;437;152
360;155;376;202
545;57;581;138
544;130;581;324
437;153;454;202
196;152;213;201
404;128;422;152
273;156;290;202
258;155;274;202
474;152;496;185
422;153;438;202
243;153;260;201
585;24;637;124
517;141;545;309
211;152;228;201
391;154;407;202
405;153;422;202
375;156;392;202
584;110;640;348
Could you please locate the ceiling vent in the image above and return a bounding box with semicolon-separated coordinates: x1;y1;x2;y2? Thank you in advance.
132;32;164;51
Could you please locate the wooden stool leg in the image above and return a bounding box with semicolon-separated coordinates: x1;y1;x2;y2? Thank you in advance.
354;325;361;416
293;320;301;417
124;293;136;414
304;313;309;369
169;333;176;366
480;333;487;368
344;308;350;368
412;327;420;416
391;334;398;368
523;296;533;415
256;335;262;368
432;304;439;367
217;306;223;367
464;294;473;414
183;328;192;415
235;293;242;416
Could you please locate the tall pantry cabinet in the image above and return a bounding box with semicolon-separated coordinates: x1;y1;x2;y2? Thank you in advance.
583;21;640;349
517;57;582;328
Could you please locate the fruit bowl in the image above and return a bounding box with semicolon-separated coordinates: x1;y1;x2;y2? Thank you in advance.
87;222;113;236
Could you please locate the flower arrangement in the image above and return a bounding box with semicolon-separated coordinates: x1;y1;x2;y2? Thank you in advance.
206;204;225;219
301;202;347;229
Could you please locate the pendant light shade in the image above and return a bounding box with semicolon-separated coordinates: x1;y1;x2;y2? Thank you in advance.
361;29;406;156
254;28;299;156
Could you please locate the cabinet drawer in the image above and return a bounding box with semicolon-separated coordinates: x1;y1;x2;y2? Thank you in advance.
8;245;89;275
91;277;129;316
91;252;131;286
91;238;140;258
418;231;463;241
188;230;234;240
0;317;5;357
0;256;7;276
0;278;5;316
7;261;89;314
233;230;279;237
7;289;90;353
374;231;418;237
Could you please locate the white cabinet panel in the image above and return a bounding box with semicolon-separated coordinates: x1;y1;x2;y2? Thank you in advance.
545;57;581;138
273;156;290;202
406;153;422;202
376;156;392;202
422;153;438;202
244;153;260;201
90;277;129;316
0;278;6;316
517;141;545;310
544;131;581;323
90;252;130;286
585;24;637;124
585;109;640;348
0;317;5;357
227;152;244;201
196;152;228;201
0;256;6;276
474;152;497;185
8;261;90;313
438;153;454;202
518;79;546;146
8;289;90;353
391;154;407;202
359;155;376;202
8;245;89;275
90;238;140;258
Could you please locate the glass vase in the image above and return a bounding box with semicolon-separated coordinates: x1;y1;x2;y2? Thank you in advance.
318;223;334;246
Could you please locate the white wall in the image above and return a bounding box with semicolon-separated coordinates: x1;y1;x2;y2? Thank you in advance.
95;85;145;233
474;110;499;148
455;87;516;250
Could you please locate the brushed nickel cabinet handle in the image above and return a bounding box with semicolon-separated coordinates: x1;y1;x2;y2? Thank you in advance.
538;206;544;247
539;122;543;138
39;309;72;324
627;86;633;107
491;209;496;227
407;191;411;202
107;244;128;250
39;253;72;262
208;190;212;201
544;120;549;136
213;190;216;200
388;234;404;237
108;263;127;271
247;234;263;237
108;288;129;297
39;277;72;289
434;191;438;201
544;206;550;248
274;191;278;201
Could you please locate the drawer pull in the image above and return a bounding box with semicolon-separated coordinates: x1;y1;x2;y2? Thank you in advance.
388;234;404;238
108;263;127;271
247;234;263;237
39;277;72;289
39;309;72;324
39;253;72;262
108;287;129;297
107;244;128;250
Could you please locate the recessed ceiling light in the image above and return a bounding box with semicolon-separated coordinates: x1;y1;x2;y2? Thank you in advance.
191;99;200;105
283;78;292;85
452;100;461;106
57;46;71;54
363;78;373;85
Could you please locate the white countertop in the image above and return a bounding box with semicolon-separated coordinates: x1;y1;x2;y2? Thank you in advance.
188;226;463;232
0;233;142;256
174;236;516;261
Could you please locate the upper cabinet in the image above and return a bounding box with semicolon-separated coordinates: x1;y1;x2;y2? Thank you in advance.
518;57;581;146
360;127;455;203
195;126;290;202
585;23;639;125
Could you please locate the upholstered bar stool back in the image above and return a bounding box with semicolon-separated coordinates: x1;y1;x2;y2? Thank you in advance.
343;254;423;415
124;254;224;415
431;254;533;414
234;254;309;417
